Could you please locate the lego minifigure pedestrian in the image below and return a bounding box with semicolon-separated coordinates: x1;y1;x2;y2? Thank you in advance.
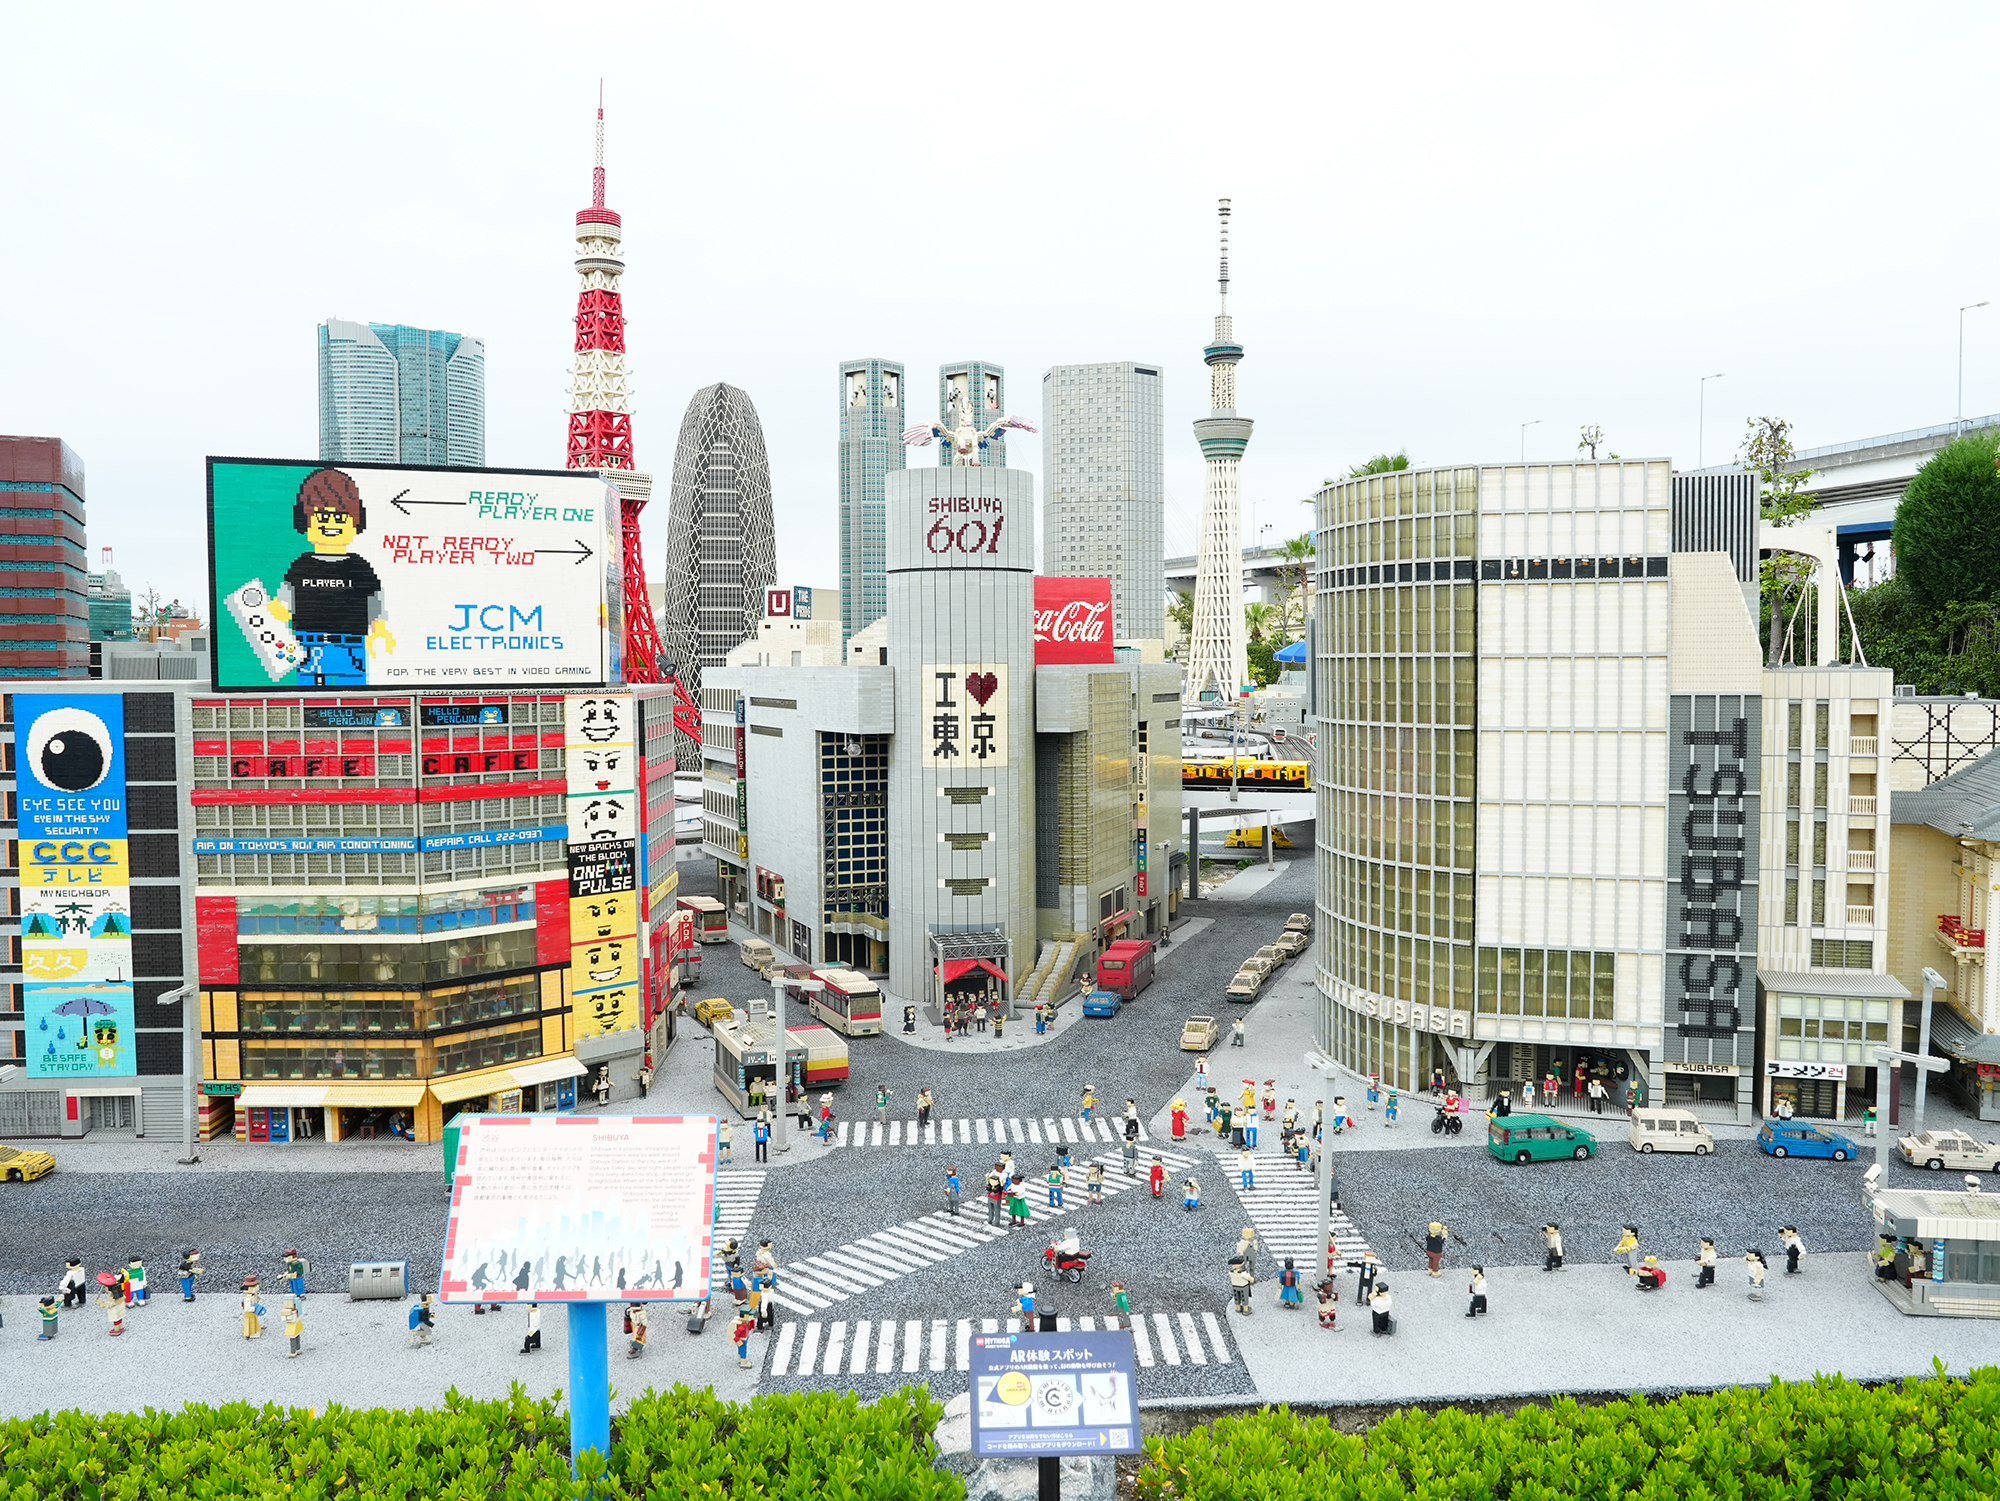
636;1060;653;1098
1231;1017;1246;1047
38;1295;58;1340
1047;1164;1066;1209
1355;1252;1379;1304
97;1282;125;1338
753;1111;770;1163
61;1257;87;1309
1016;1281;1036;1322
626;1302;648;1359
1216;1096;1233;1141
1229;1256;1255;1314
1204;1089;1220;1130
875;1084;892;1123
974;1003;988;1033
1626;1077;1643;1113
1874;1237;1899;1282
1331;1098;1351;1133
1056;1138;1073;1172
1315;1277;1339;1328
1587;1078;1607;1114
1862;1104;1878;1136
282;1296;304;1357
1109;1281;1130;1320
1087;1162;1105;1205
1244;1110;1258;1150
1467;1266;1488;1317
718;1119;734;1164
1542;1223;1564;1272
1745;1249;1768;1301
1194;1054;1209;1089
125;1256;147;1307
1149;1156;1166;1198
1544;1074;1560;1109
1369;1282;1394;1336
1431;1066;1447;1096
592;1068;612;1107
817;1104;836;1145
1008;1182;1033;1229
986;1165;1006;1226
1614;1224;1641;1276
1122;1124;1140;1176
1697;1238;1718;1289
409;1293;435;1347
732;1301;756;1368
1425;1221;1448;1277
993;1009;1005;1039
945;1165;962;1216
178;1249;202;1302
1383;1091;1399;1126
918;1087;935;1130
1080;1085;1097;1123
521;1302;542;1354
1635;1256;1666;1292
283;1249;308;1301
241;1276;264;1339
1780;1225;1807;1274
1182;1176;1201;1212
1034;1006;1047;1035
1233;1225;1260;1276
1277;1256;1303;1310
1521;1078;1536;1111
1239;1148;1255;1191
1366;1076;1380;1110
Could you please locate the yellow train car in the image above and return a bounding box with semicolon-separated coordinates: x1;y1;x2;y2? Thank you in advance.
1181;757;1310;789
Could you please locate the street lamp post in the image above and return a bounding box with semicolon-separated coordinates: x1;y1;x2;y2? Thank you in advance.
1698;372;1726;468
768;972;790;1154
1519;420;1540;464
1872;1046;1950;1179
1913;966;1945;1137
1959;303;1989;434
155;982;198;1165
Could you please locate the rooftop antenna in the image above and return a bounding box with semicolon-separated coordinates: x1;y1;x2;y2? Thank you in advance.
1217;198;1231;312
592;79;606;210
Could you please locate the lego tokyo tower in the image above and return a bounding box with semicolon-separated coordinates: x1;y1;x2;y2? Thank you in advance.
566;84;665;684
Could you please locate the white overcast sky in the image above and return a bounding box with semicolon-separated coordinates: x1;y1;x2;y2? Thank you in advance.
3;1;1996;615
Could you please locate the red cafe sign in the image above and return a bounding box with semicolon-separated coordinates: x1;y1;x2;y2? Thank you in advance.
1033;577;1114;664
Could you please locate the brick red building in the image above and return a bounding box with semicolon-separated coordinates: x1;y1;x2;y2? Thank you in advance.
0;436;89;679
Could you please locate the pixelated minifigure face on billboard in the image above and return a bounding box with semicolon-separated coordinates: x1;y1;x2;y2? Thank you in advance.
577;796;631;842
573;698;623;744
570;893;634;945
576;747;623;790
585;985;634;1033
583;940;637;988
291;468;367;556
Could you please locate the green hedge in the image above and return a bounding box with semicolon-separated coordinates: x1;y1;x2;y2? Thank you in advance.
1137;1366;2000;1500
0;1384;955;1501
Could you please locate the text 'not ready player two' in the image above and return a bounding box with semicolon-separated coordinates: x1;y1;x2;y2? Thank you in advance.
207;458;624;692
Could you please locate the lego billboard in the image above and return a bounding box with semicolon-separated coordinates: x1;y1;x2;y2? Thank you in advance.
14;694;136;1078
207;458;622;693
1033;577;1114;664
566;693;640;1037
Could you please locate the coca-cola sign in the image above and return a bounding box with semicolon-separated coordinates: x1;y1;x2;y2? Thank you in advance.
1034;577;1115;664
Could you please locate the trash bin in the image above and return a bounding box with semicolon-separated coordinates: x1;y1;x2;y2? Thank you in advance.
348;1260;409;1300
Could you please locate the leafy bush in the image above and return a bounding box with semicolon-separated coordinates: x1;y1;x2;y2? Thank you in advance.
1136;1366;2000;1501
1893;433;2000;616
1847;574;2000;697
0;1383;954;1501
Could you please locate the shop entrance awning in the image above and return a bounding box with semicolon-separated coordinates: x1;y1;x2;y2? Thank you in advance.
321;1083;426;1107
237;1086;330;1108
510;1057;589;1087
1928;1005;2000;1065
428;1066;521;1105
938;958;1008;984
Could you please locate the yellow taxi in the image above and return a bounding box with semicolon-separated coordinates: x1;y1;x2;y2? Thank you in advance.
692;996;736;1027
0;1145;55;1182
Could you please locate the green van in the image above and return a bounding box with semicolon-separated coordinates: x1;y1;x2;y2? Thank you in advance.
1487;1113;1597;1164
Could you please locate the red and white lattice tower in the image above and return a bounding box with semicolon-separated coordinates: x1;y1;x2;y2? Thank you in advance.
566;84;664;683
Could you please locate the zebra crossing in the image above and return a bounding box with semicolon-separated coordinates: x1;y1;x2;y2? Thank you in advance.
811;1114;1149;1151
1225;1147;1372;1268
753;1152;1173;1319
764;1309;1238;1379
710;1168;767;1295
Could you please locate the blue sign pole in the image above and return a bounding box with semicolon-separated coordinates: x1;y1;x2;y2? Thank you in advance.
568;1302;611;1473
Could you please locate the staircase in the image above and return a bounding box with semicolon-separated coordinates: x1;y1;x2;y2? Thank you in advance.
1023;938;1083;1008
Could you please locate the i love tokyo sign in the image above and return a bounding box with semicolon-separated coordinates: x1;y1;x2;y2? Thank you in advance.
1034;577;1114;665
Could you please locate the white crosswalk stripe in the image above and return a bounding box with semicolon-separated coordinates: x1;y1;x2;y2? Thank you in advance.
709;1169;768;1294
792;1115;1147;1153
1224;1147;1374;1269
763;1310;1236;1376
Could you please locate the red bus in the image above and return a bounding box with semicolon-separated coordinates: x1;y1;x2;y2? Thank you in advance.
1095;939;1156;1001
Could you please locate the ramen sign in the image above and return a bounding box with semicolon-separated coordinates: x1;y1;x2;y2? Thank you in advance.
1034;577;1114;665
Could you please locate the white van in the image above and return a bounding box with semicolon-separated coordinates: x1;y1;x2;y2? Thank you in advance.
1628;1108;1715;1156
740;938;777;974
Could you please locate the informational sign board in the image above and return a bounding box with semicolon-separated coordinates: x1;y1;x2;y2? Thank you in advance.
15;694;135;1079
968;1329;1141;1458
207;457;621;692
1033;577;1114;664
439;1114;715;1303
922;664;1010;769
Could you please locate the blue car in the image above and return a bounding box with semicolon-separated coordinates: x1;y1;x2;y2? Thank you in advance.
1756;1120;1861;1161
1082;989;1123;1018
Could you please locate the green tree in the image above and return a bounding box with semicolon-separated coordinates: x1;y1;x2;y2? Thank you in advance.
1274;531;1315;631
1740;416;1817;666
1246;634;1279;687
1243;600;1281;644
1890;432;2000;615
1344;451;1409;479
1166;589;1194;637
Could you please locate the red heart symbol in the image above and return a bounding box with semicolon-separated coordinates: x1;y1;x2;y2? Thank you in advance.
965;671;999;707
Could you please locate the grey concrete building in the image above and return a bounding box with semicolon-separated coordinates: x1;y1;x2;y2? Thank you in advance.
1042;362;1166;645
838;360;906;649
